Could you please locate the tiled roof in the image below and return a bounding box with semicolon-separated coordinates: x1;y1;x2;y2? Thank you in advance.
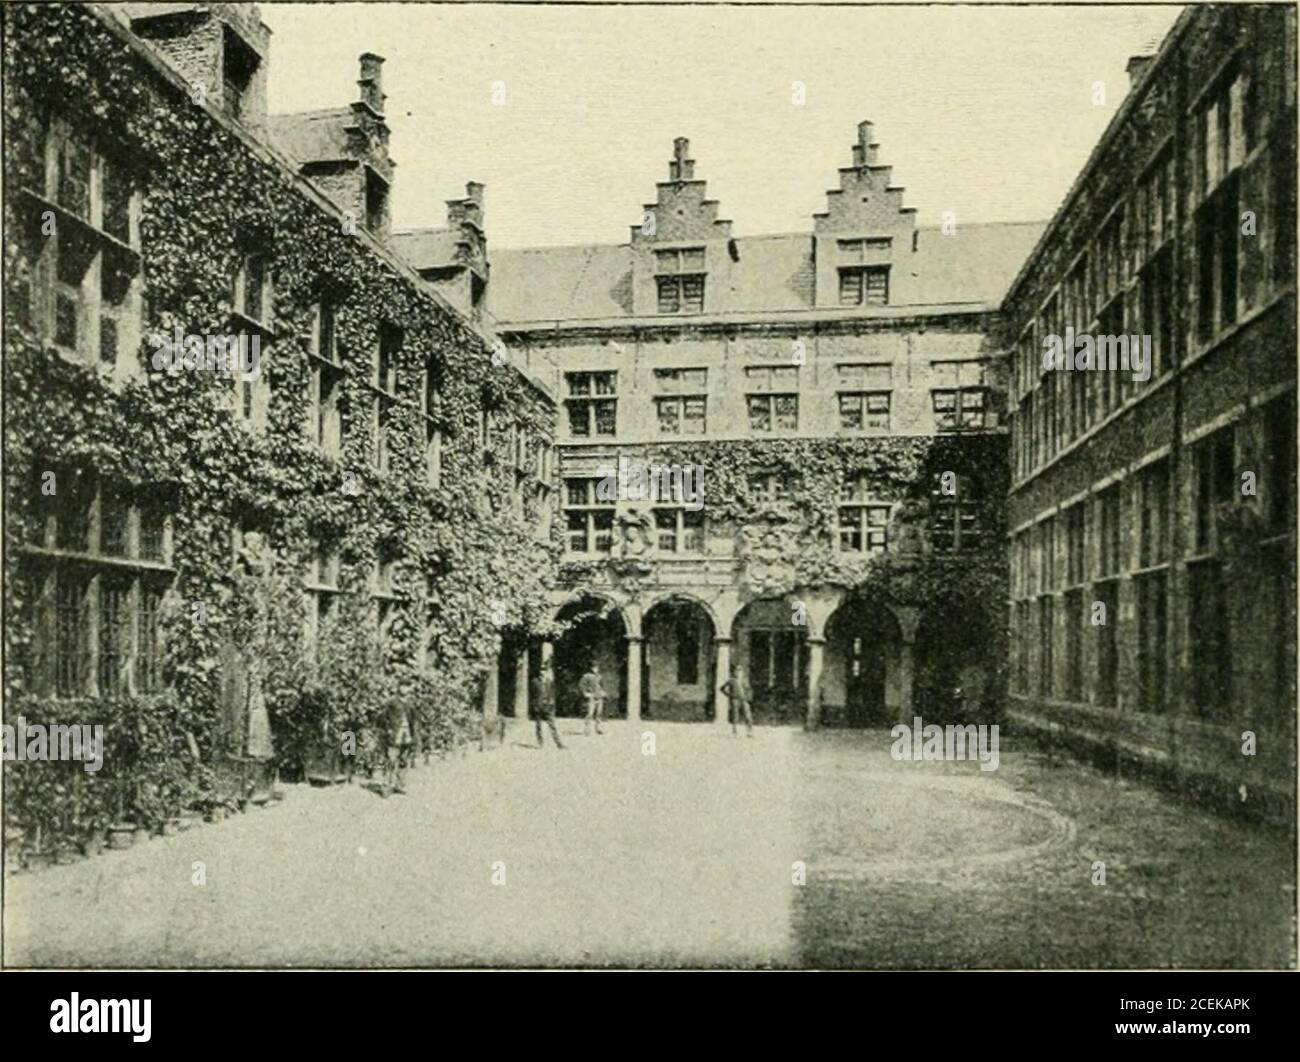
268;109;355;167
389;227;466;271
486;220;1046;325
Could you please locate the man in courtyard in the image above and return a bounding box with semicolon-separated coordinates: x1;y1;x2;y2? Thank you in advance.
580;661;606;735
530;660;565;750
721;662;754;737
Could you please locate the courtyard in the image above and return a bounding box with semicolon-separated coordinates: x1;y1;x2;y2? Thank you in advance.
4;722;1294;969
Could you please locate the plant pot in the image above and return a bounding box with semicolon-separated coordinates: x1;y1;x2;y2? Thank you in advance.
161;818;180;836
132;827;151;846
81;832;106;857
107;824;136;850
24;849;52;872
205;807;226;824
5;846;24;875
54;845;79;866
177;814;200;832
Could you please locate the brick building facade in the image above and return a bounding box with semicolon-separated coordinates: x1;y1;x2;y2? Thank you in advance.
1003;4;1296;815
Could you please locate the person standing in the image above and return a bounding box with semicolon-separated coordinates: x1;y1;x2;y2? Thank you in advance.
384;700;413;794
720;662;754;737
580;661;606;735
530;660;566;750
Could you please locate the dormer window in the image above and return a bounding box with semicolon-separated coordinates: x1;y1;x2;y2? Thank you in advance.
839;265;890;306
221;24;260;121
655;247;706;313
365;170;389;233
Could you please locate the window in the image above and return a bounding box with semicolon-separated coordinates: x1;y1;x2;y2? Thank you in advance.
653;507;705;554
931;361;989;431
1197;68;1248;201
745;366;798;433
1038;596;1054;698
304;540;341;662
423;357;443;489
1094;581;1119;707
1063;588;1084;702
221;24;260;121
1188;558;1230;716
22;473;171;698
929;473;981;552
1193;427;1235;553
655;247;706;313
1135;570;1167;712
838;475;891;554
563;478;614;554
748;471;798;503
1096;484;1123;578
309;302;344;455
233;254;271;325
371;323;401;472
1196;172;1239;342
838;266;889;306
1138;245;1175;380
1138;459;1169;567
837;363;892;432
565;372;617;437
365;170;389;234
654;368;708;434
1263;392;1296;532
26;121;142;369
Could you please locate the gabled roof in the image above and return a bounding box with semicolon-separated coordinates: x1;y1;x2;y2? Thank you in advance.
268;108;355;167
390;227;464;271
486;220;1046;326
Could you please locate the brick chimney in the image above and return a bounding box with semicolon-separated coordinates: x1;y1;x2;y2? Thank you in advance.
358;52;386;115
669;137;696;181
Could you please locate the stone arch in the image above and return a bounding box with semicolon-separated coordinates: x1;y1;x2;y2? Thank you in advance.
641;594;719;723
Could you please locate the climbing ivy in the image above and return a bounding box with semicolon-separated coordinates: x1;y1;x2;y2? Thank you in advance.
1;4;559;853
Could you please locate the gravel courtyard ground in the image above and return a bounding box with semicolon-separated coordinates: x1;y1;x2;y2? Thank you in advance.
4;721;1294;968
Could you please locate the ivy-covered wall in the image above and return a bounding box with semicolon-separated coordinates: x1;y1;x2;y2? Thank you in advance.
2;3;559;853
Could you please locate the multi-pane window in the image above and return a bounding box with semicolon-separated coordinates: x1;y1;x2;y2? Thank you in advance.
23;121;142;370
1138;458;1170;567
745;366;798;433
928;473;981;552
371;323;402;472
229;254;272;430
654;368;707;434
1196;171;1239;342
747;629;805;694
652;507;705;554
654;247;706;313
747;471;798;503
1096;483;1123;578
931;360;990;431
309;302;344;455
563;478;614;554
837;240;892;307
22;473;171;698
837;363;892;432
838;266;890;306
838;475;891;554
221;25;261;122
423;357;443;489
1193;427;1235;553
565;372;617;437
650;471;705;554
304;540;341;662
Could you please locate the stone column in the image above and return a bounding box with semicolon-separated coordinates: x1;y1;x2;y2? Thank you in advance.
897;638;916;726
514;648;529;720
481;637;501;748
806;637;826;731
714;637;732;727
625;635;643;722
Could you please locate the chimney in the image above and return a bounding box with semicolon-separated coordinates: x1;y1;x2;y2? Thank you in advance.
1126;54;1154;89
669;137;695;181
851;120;879;168
358;52;386;115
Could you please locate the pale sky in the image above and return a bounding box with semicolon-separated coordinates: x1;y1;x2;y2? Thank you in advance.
258;2;1184;248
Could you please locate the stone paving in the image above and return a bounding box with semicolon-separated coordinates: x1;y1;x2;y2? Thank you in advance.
4;721;1294;968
